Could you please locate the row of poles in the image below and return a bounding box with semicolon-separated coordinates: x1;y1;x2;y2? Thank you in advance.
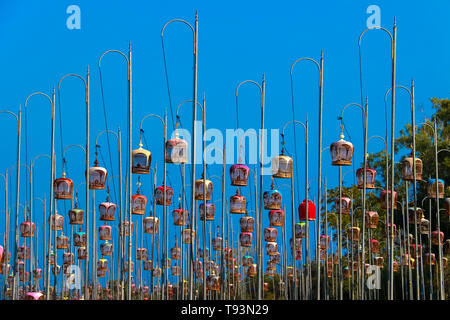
0;13;448;300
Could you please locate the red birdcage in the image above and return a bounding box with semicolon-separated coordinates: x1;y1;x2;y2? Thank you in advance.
132;185;147;215
269;210;285;226
230;189;245;214
99;200;117;221
89;159;107;190
380;190;397;210
263;181;282;210
335;197;351;215
230;164;250;186
240;232;252;247
154;186;173;206
20;220;35;238
172;208;188;226
240;215;255;232
200;202;216;221
74;230;86;247
54;171;74;200
365;211;379;229
264;227;277;242
165;134;187;164
99;224;112;241
356;167;376;189
298;200;316;220
431;230;444;245
330;129;354;166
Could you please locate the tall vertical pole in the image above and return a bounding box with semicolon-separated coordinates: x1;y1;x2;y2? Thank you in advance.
290;162;297;300
163;110;168;299
2;170;8;299
29;165;33;290
304;120;310;299
92;191;97;299
189;12;199;300
434;120;444;300
85;67;90;299
13;108;21;300
127;43;133;300
316;52;324;300
257;74;265;300
201;97;207;299
220;146;225;299
48;91;56;299
389;18;397;301
117;127;124;299
361;98;368;301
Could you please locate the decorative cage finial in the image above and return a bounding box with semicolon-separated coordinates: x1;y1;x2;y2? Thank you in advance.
136;176;142;194
339;124;345;140
62;158;67;177
106;186;110;202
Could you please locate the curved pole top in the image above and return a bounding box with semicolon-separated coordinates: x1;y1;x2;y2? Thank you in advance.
358;26;393;47
339;102;364;120
396;200;404;209
63;144;86;159
98;49;129;69
290;57;320;77
415;121;434;132
161;19;194;37
95;130;119;146
209;175;221;181
24;92;52;109
384;85;411;106
75;181;86;195
0;110;18;121
282;120;307;136
368;135;386;144
57;73;87;91
140;113;165;132
176;99;203;117
235;80;262;97
10;163;31;175
33;197;45;206
438;149;450;155
32;154;51;166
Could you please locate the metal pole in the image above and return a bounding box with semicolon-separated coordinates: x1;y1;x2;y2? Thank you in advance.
257;74;265;300
389;18;397;301
316;52;324;300
127;43;133;300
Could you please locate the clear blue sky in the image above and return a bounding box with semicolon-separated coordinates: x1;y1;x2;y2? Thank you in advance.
0;0;448;288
